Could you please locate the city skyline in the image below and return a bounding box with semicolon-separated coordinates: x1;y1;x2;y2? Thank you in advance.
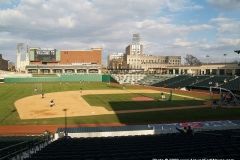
0;0;240;64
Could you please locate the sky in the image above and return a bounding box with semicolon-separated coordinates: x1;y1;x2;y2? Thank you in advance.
0;0;240;65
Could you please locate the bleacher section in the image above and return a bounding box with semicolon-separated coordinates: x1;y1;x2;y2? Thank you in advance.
138;75;173;85
167;75;209;88
28;129;240;159
151;75;240;93
220;77;240;92
191;75;234;88
112;74;175;85
152;75;190;88
0;136;49;160
111;74;146;84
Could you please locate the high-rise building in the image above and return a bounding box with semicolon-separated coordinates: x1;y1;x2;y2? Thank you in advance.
125;33;143;55
132;33;140;44
16;43;29;72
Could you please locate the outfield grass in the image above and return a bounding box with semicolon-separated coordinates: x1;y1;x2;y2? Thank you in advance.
0;82;239;125
82;93;205;111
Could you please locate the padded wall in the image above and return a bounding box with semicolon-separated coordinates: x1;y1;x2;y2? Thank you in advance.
4;74;112;83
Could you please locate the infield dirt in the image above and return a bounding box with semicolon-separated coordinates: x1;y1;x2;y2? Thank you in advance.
15;89;207;119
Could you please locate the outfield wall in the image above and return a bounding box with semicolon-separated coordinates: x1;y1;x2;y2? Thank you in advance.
4;74;114;83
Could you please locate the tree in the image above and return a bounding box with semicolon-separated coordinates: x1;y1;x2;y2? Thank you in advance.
184;54;202;66
8;61;16;71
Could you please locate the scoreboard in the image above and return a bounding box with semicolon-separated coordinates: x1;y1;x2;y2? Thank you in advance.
36;49;56;55
30;48;58;62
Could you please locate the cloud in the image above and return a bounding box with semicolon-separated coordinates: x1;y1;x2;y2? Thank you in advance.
58;16;76;28
218;38;240;47
165;0;203;12
0;1;203;59
0;0;9;3
211;17;240;37
136;19;212;42
207;0;240;10
0;0;16;4
0;0;238;64
173;38;196;47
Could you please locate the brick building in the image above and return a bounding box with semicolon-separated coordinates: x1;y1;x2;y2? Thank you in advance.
60;48;102;65
26;48;102;74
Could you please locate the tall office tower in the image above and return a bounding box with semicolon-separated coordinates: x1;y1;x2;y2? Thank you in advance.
132;33;140;44
16;43;24;72
16;43;29;72
126;34;143;55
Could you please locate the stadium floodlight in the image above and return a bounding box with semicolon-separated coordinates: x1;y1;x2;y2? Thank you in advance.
234;50;240;64
223;54;227;65
206;55;210;64
234;50;240;54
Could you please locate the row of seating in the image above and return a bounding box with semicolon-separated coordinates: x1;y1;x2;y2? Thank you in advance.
221;77;240;91
111;74;146;84
0;136;40;149
28;129;240;160
152;75;191;88
167;75;209;88
0;136;48;159
152;75;239;91
138;75;172;85
192;75;233;88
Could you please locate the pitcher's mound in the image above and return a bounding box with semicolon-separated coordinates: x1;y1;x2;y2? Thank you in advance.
132;96;154;101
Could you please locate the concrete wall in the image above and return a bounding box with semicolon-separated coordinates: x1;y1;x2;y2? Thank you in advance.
55;130;154;139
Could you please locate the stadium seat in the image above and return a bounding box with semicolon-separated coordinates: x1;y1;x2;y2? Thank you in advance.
26;129;240;160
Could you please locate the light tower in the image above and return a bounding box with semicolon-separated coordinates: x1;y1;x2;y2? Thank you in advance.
234;50;240;64
223;53;227;65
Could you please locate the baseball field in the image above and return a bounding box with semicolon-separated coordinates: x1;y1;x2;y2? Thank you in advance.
0;82;240;129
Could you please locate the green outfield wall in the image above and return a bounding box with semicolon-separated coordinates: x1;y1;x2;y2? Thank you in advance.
3;74;114;83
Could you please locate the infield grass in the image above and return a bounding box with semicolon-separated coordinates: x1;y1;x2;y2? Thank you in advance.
82;93;205;111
